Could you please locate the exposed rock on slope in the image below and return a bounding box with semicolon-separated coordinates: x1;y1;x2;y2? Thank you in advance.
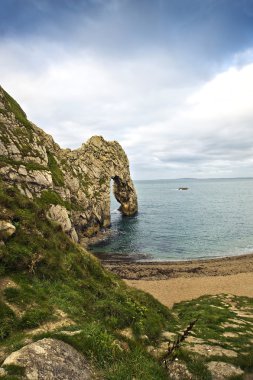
0;86;137;242
2;338;94;379
0;220;16;241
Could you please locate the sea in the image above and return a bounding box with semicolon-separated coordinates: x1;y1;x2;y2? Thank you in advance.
89;178;253;262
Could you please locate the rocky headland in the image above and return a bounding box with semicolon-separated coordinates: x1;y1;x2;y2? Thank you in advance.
0;85;137;245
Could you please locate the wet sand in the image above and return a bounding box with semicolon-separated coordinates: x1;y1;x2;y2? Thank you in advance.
102;254;253;308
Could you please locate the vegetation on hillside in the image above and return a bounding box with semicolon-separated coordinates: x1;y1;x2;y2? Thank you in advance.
0;161;252;379
1;179;253;379
0;88;33;135
0;180;174;379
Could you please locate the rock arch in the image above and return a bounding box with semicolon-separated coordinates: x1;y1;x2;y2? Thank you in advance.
60;135;138;238
0;86;137;240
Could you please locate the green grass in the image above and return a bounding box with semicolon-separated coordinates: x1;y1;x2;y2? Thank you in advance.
1;364;25;379
38;189;71;210
0;301;17;340
176;349;212;380
0;179;172;379
172;295;236;341
0;123;10;144
0;182;76;274
18;305;55;329
0;156;47;171
47;151;65;186
1;88;34;138
168;294;253;379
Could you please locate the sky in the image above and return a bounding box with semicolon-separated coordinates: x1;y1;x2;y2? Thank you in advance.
1;0;253;179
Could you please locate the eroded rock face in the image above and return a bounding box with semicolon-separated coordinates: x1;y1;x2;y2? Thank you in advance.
47;205;78;243
0;86;138;240
2;338;93;380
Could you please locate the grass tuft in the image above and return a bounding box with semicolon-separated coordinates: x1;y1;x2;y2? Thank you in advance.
47;152;65;186
1;88;34;138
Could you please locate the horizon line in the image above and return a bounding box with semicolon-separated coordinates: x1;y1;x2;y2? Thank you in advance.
133;176;253;181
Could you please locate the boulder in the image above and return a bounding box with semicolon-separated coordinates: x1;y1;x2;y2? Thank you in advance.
207;361;244;380
47;205;72;232
2;338;93;380
46;205;78;243
0;220;16;240
167;360;192;380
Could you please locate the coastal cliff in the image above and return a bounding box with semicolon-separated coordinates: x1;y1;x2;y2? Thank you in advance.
0;88;252;380
0;87;172;380
0;86;137;242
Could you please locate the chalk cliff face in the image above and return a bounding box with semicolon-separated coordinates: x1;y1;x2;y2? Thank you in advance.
0;86;138;242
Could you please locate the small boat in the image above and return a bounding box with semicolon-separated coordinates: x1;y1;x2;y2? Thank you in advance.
178;187;189;190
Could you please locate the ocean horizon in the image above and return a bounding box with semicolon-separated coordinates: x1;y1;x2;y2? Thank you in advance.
90;178;253;262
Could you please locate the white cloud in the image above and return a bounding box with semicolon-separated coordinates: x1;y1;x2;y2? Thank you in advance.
122;60;253;178
1;38;253;179
0;39;191;143
187;63;253;120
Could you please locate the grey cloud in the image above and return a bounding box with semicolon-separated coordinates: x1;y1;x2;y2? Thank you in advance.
1;4;253;180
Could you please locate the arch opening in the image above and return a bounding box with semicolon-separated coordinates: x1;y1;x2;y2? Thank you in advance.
110;178;121;212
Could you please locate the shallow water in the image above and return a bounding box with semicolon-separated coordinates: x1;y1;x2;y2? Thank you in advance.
90;178;253;261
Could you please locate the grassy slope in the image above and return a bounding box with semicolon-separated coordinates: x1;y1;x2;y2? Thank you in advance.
0;180;174;379
171;295;253;379
1;181;253;380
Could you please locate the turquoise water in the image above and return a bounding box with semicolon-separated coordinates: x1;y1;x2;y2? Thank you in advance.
90;178;253;261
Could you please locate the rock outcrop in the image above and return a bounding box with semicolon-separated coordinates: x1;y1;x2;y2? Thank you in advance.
0;86;137;242
0;220;16;241
46;204;79;243
2;338;93;379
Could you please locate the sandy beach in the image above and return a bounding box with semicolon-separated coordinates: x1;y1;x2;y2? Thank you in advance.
102;253;253;308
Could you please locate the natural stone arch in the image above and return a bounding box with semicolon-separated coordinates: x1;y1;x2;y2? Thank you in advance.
0;85;138;240
68;136;138;238
112;175;138;216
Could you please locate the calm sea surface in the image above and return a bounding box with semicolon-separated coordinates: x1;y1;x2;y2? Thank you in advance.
90;178;253;261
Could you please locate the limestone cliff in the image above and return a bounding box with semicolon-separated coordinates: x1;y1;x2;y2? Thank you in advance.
0;86;137;242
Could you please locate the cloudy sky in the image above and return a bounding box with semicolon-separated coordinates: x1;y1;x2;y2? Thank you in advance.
1;0;253;179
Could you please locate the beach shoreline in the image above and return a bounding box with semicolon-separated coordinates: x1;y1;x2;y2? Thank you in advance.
101;252;253;280
99;253;253;307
